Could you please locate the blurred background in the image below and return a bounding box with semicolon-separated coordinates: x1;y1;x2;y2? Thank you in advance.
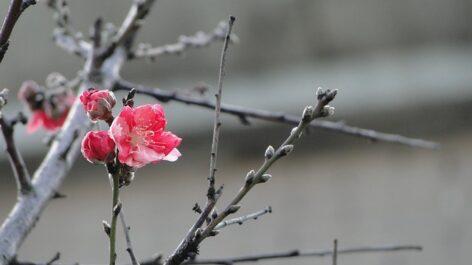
1;0;472;264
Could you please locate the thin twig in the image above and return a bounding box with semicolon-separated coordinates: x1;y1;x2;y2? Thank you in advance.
163;16;236;265
0;0;35;63
131;20;238;60
119;208;140;265
182;245;422;265
0;89;33;195
208;15;235;197
112;80;438;149
214;206;271;230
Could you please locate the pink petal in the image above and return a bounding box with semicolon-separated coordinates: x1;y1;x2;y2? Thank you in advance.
163;148;181;162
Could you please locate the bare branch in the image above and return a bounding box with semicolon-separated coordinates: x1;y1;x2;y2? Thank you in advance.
183;245;422;265
0;89;33;195
97;0;156;62
208;15;235;197
131;20;238;60
332;239;338;265
113;80;438;149
11;244;422;265
214;206;272;230
0;0;36;63
46;0;90;58
119;210;140;265
164;16;236;265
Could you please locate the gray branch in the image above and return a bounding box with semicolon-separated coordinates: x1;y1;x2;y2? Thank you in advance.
131;20;238;60
214;206;272;230
113;80;438;149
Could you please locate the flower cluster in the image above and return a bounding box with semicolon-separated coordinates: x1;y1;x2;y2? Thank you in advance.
18;80;75;133
79;88;182;170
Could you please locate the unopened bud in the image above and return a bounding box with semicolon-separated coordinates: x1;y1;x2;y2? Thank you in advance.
259;173;272;183
113;202;122;216
208;230;219;237
245;170;256;185
79;88;116;122
102;220;111;236
279;144;294;157
227;205;241;215
264;145;275;160
322;105;335;117
81;131;116;164
302;106;314;122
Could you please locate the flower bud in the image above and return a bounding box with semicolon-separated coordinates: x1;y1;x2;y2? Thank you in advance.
81;131;116;164
259;173;272;183
279;144;294;157
245;169;256;185
79;88;116;122
264;145;275;160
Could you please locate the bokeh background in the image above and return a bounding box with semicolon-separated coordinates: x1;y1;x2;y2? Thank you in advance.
1;0;472;264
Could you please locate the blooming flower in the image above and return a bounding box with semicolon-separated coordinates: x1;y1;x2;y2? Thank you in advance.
18;80;75;133
81;131;116;164
80;88;116;122
26;110;69;134
109;104;181;168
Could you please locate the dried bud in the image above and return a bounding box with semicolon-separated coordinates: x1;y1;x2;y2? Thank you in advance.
302;106;314;122
208;230;219;237
81;131;116;164
264;145;275;160
227;205;241;214
245;169;256;185
102;220;111;236
279;144;294;157
259;173;272;183
211;208;218;219
79;88;116;122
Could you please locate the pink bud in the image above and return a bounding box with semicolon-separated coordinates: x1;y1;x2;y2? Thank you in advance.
81;131;116;164
79;88;116;122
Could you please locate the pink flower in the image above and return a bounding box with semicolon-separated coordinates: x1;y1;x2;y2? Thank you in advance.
109;104;181;168
81;131;116;164
26;109;69;134
80;88;116;122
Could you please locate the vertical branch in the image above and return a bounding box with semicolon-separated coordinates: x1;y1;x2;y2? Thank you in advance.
207;15;235;196
108;173;121;265
0;89;32;194
332;239;338;265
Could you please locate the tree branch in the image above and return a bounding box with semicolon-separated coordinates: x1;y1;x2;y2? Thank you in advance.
163;16;235;265
130;20;238;60
214;206;271;230
113;80;438;149
0;89;32;195
182;245;422;265
46;0;89;58
119;210;140;265
97;0;156;63
0;0;36;63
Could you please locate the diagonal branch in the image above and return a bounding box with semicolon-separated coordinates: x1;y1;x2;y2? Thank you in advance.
112;80;438;149
130;20;238;60
97;0;156;63
0;0;36;63
46;0;89;58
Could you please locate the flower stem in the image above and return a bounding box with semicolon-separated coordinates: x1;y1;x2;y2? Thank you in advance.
109;172;120;265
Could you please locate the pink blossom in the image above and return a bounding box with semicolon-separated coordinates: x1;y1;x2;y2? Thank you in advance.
109;104;181;168
26;109;69;133
81;131;116;164
80;88;116;122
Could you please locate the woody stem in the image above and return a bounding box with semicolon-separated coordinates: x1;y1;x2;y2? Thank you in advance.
109;172;120;265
